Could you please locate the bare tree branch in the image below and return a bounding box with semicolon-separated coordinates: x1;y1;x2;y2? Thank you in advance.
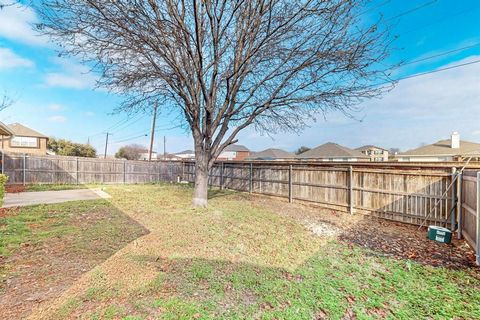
37;0;395;206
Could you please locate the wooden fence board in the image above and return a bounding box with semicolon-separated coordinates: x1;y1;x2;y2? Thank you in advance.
461;170;479;260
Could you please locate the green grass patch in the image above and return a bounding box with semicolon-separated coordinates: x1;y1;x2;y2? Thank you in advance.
0;204;74;257
103;184;480;320
8;184;480;319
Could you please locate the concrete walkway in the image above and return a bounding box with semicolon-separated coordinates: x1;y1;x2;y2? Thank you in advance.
2;188;111;208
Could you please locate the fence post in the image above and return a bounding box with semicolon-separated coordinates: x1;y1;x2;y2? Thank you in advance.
451;168;457;230
183;162;186;182
249;163;253;193
349;166;353;214
220;162;224;190
76;157;79;184
123;161;126;184
23;153;27;185
476;172;480;265
456;172;463;239
288;165;293;203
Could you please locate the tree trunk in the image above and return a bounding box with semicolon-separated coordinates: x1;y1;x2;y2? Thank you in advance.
192;152;209;207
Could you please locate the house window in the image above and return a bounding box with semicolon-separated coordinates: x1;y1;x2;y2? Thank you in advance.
10;136;38;148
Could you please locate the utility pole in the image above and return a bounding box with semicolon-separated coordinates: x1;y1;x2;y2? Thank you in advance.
103;132;111;159
148;101;158;161
163;136;166;160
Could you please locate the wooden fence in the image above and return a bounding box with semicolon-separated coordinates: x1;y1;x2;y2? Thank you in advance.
2;152;479;263
461;170;480;264
182;162;458;226
1;152;183;185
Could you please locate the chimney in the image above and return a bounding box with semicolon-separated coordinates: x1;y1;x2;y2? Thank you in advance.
451;132;460;149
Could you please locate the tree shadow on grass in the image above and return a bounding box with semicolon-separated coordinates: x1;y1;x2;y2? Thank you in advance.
0;200;149;320
207;188;237;200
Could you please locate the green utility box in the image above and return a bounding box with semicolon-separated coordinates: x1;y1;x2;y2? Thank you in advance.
427;226;452;244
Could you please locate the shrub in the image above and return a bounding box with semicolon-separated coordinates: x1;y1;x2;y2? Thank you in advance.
0;174;8;206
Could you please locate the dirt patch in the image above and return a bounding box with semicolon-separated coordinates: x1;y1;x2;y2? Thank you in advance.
0;203;148;320
248;194;478;269
0;207;19;218
5;185;26;193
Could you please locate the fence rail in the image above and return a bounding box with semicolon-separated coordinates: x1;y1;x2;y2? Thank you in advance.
1;152;479;264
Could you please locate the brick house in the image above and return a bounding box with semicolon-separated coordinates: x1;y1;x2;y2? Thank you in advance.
217;144;250;161
355;145;389;162
0;123;49;155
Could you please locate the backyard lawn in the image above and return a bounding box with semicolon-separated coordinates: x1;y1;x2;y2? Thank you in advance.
1;184;479;319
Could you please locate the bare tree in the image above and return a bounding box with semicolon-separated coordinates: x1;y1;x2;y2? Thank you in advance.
37;0;393;207
0;92;13;112
0;1;17;10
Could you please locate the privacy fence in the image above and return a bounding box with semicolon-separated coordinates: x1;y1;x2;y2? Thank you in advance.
1;152;183;184
1;152;479;263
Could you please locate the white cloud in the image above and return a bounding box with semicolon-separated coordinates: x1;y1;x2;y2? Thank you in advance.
0;47;34;69
44;58;98;89
84;111;95;117
0;2;48;46
47;115;67;123
47;103;64;111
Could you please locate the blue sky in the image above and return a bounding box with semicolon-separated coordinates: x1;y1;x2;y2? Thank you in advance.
0;0;479;154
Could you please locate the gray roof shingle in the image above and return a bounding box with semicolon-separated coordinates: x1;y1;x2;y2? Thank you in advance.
297;142;369;159
7;123;47;138
248;148;295;159
224;144;249;152
400;140;480;156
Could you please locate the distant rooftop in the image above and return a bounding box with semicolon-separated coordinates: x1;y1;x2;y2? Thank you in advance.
356;145;388;152
0;121;13;136
298;142;369;159
175;149;195;155
224;144;249;152
248;148;295;159
400;140;480;156
8;123;47;138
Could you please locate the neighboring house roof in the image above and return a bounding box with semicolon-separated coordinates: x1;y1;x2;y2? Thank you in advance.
0;121;14;136
355;145;388;152
248;148;295;159
175;149;195;155
400;140;480;157
164;153;181;159
7;123;48;138
224;144;250;152
297;142;370;159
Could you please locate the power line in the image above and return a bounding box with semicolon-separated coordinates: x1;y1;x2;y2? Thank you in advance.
376;59;480;88
111;133;148;144
111;114;147;132
87;113;146;140
395;59;480;81
400;7;477;36
385;0;438;22
356;0;392;17
394;43;480;68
